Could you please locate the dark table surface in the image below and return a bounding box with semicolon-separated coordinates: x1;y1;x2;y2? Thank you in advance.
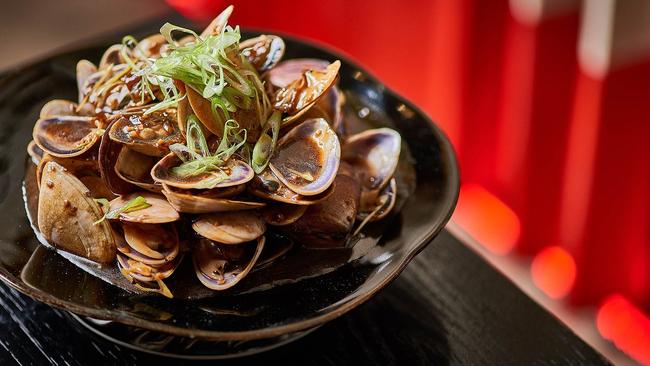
0;230;610;365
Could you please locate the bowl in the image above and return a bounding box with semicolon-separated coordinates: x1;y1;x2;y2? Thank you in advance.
0;30;459;358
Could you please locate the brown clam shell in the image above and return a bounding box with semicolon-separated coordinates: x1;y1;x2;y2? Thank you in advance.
37;161;116;263
193;211;266;244
108;109;183;157
162;184;264;214
193;236;265;291
108;192;179;224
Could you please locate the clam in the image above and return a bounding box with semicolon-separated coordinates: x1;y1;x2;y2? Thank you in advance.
98;119;137;195
37;161;116;263
122;223;179;262
267;58;331;89
135;34;166;59
341;128;401;204
193;236;265;291
271;60;340;126
114;225;178;266
248;168;335;205
76;60;98;103
269;118;340;196
200;5;233;37
261;203;307;226
152;153;254;190
185;85;262;142
39;99;79;119
240;35;285;72
79;174;117;200
358;178;397;222
27;140;43;165
33;116;104;158
99;44;125;69
162;184;264;214
108;192;179;224
36;153;99;188
114;147;161;192
117;253;180;282
193;211;266;244
108;109;183;157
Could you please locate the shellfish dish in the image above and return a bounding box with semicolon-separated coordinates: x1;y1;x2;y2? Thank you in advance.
25;5;408;299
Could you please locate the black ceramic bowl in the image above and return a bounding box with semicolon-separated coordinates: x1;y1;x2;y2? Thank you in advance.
0;30;458;358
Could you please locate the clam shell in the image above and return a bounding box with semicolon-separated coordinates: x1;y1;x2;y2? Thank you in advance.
200;5;233;37
342;128;401;198
185;85;262;142
248;169;335;205
98;119;137;195
261;203;307;226
27;140;44;165
240;35;285;72
273;60;340;118
39;99;79;119
108;192;179;224
269;118;340;196
122;223;179;262
193;236;265;291
108;109;183;157
267;58;330;88
358;178;397;222
99;44;125;69
37;161;116;263
151;153;254;190
193;211;266;244
162;184;264;214
115;147;161;193
76;60;97;103
33;116;102;158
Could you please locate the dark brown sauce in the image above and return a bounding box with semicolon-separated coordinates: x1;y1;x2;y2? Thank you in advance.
273;136;322;186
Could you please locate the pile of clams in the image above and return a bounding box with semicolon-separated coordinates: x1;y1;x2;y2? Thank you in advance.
28;6;402;297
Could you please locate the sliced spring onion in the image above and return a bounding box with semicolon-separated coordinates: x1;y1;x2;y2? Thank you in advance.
93;196;151;225
252;111;281;174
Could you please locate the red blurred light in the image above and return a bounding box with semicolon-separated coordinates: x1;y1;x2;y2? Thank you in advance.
531;246;576;299
166;0;225;21
453;183;520;254
597;295;650;365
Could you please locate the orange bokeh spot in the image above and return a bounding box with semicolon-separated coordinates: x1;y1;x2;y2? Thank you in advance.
531;246;576;299
453;183;521;254
597;295;650;365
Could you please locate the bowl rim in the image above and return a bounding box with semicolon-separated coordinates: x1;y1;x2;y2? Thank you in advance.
0;30;459;341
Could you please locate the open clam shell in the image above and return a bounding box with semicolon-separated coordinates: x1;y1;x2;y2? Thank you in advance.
37;161;116;263
33;116;103;158
267;58;331;89
185;85;262;142
162;184;264;214
122;223;179;262
39;99;80;119
240;35;285;72
358;178;397;222
117;253;180;282
272;60;340;126
152;153;254;190
76;60;98;103
108;192;179;224
342;128;401;198
248;169;335;205
193;211;266;244
36;153;99;188
269;118;340;196
108;109;183;157
98;119;137;195
261;203;308;226
200;5;233;37
99;44;125;69
193;236;265;291
115;147;161;192
27;140;44;165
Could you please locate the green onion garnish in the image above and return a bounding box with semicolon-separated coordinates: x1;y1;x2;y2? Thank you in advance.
93;196;151;225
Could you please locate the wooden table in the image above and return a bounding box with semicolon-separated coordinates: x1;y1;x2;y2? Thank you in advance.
0;230;610;365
